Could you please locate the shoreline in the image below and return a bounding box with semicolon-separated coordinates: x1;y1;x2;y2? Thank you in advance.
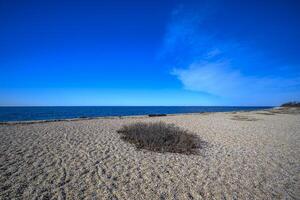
0;107;277;125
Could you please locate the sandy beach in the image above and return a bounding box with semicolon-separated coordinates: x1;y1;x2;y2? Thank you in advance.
0;108;299;199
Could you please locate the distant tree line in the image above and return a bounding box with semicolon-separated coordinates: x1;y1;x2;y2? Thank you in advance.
281;101;300;107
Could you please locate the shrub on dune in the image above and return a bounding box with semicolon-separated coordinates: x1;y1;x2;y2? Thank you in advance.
117;122;206;154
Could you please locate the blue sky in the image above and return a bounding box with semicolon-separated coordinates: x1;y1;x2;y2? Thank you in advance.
0;0;299;106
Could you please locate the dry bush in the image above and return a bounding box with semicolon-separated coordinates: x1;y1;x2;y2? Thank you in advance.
117;122;206;154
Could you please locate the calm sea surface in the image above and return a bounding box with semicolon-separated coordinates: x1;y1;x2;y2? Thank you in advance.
0;106;272;122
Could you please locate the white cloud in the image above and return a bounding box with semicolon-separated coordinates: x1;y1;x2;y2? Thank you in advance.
172;62;300;105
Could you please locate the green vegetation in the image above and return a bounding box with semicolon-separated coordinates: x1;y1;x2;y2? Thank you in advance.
281;101;300;107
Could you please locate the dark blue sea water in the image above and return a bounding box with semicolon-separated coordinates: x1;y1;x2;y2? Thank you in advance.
0;106;272;122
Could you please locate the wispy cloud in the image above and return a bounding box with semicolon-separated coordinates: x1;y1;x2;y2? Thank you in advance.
161;4;300;105
172;61;300;105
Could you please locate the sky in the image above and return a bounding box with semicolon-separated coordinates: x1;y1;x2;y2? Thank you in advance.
0;0;300;106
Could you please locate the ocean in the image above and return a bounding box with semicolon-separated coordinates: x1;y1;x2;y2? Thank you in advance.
0;106;272;122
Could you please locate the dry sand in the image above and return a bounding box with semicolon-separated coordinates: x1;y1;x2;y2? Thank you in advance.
0;108;299;199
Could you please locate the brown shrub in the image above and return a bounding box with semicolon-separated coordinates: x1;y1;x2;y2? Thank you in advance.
117;122;206;154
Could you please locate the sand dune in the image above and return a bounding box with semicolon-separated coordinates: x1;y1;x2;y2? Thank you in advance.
0;108;299;199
